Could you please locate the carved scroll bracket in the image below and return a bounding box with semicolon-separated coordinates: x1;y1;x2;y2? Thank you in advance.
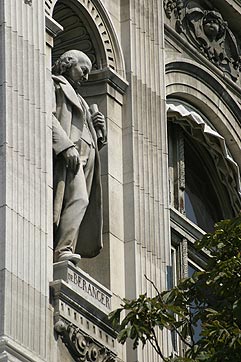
55;320;118;362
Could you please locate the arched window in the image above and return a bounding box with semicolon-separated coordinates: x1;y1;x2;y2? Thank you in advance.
184;133;225;232
168;100;241;232
168;100;241;353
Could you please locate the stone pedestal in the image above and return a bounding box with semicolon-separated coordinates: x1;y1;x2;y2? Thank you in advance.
50;262;120;362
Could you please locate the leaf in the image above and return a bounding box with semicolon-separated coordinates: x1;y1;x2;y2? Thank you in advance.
233;299;241;322
109;215;241;361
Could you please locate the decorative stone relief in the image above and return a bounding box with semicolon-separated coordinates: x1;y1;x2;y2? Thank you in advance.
50;262;120;362
164;0;241;81
24;0;32;4
164;0;184;28
55;320;117;362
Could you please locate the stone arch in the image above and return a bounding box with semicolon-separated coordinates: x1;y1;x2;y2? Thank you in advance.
46;0;125;77
166;59;241;168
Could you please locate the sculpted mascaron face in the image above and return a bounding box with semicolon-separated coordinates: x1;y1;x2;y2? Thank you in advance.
203;15;222;41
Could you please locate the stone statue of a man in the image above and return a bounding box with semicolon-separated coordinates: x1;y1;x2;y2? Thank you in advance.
52;50;107;265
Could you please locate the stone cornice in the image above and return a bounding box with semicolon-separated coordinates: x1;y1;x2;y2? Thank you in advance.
45;13;63;37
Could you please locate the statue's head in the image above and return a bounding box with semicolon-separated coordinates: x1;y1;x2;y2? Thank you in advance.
203;11;226;41
52;50;92;82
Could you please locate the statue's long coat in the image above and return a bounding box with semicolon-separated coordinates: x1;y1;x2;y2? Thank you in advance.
52;75;103;258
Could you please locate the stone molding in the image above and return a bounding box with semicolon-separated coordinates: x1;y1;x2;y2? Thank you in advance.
0;337;46;362
164;0;241;81
80;67;129;103
166;60;241;126
45;13;63;37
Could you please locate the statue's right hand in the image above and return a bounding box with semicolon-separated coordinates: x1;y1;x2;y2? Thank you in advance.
62;147;80;175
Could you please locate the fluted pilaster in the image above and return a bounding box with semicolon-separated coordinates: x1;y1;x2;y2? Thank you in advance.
0;1;51;360
122;0;171;359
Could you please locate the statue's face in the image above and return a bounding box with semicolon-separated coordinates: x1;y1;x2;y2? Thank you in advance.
68;58;92;82
203;18;220;40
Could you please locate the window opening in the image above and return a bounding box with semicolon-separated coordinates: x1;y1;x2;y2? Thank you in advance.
168;101;240;232
188;262;202;343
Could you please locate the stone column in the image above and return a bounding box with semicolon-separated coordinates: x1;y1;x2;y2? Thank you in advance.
121;0;172;360
0;1;51;361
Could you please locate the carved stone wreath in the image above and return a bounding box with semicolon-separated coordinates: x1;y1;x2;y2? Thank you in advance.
55;320;117;362
164;0;241;81
164;0;183;20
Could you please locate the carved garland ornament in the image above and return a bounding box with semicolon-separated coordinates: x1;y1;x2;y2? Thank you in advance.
55;320;117;362
164;0;241;81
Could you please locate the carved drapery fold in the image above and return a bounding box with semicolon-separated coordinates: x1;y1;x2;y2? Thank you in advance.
164;0;241;81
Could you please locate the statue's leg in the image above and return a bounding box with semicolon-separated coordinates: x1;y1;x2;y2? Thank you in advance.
54;166;89;261
54;143;95;262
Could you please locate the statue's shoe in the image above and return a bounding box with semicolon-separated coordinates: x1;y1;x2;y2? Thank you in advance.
57;252;81;265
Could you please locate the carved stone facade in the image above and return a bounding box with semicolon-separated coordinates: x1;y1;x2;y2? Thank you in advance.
0;0;240;362
164;0;241;81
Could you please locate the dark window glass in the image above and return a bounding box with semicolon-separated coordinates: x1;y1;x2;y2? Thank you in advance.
188;263;202;343
184;135;223;232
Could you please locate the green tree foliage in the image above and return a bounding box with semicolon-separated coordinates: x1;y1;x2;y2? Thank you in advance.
109;215;241;361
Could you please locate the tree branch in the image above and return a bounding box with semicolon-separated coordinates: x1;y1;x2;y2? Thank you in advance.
150;327;169;362
171;324;193;349
144;274;162;299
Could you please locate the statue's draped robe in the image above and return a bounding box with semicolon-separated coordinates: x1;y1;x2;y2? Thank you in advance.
52;75;103;258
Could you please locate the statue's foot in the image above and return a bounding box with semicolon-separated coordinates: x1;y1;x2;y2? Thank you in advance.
57;252;81;265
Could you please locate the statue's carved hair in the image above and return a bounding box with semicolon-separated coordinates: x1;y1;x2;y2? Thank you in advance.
52;50;91;75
